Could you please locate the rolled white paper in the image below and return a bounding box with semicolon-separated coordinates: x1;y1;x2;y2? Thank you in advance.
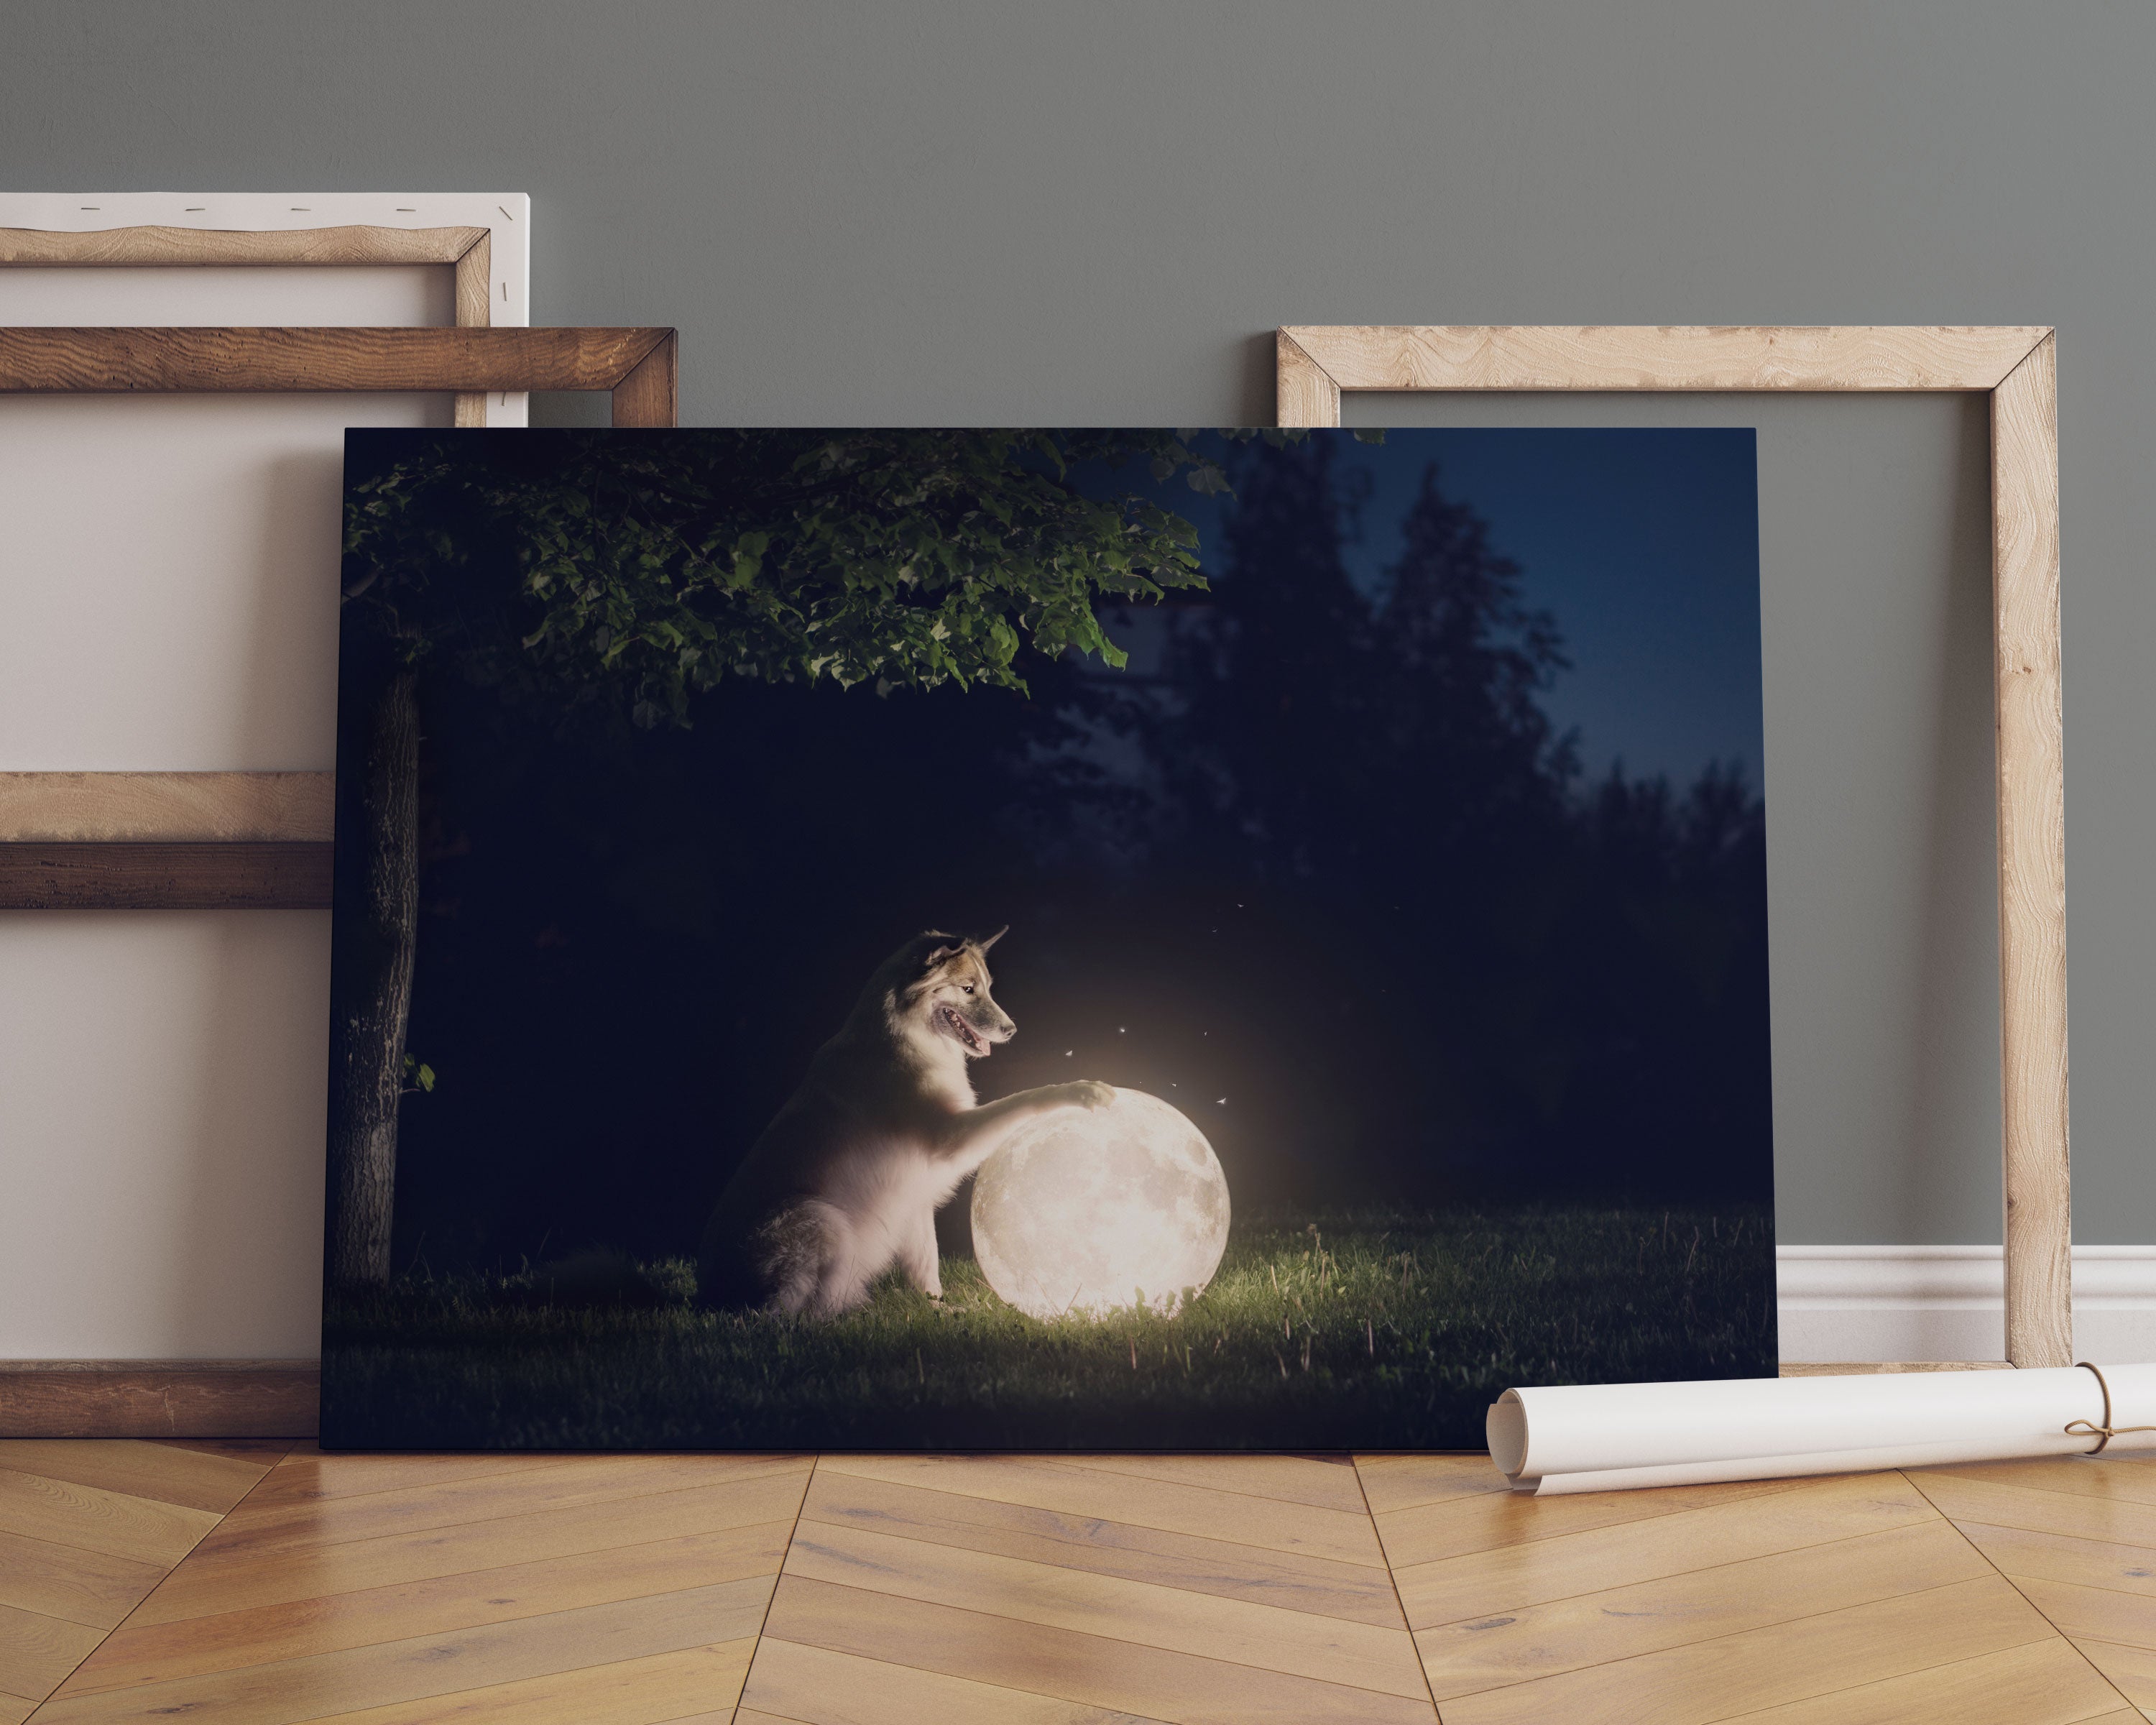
1488;1362;2156;1495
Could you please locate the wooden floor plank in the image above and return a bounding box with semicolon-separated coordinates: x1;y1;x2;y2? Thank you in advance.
1925;1458;2156;1510
0;1440;273;1516
287;1635;758;1725
1;1689;40;1725
0;1469;220;1569
185;1453;800;1565
126;1466;814;1627
1433;1575;2053;1725
758;1573;1438;1725
237;1450;566;1512
1414;1519;1989;1701
55;1520;796;1697
814;1455;1387;1569
1351;1455;1506;1518
2069;1637;2156;1716
2013;1576;2156;1650
1391;1471;1940;1629
798;1466;1406;1627
27;1579;770;1725
1955;1519;2156;1602
1703;1636;2130;1725
146;1440;296;1466
1051;1453;1372;1514
1912;1471;2156;1548
1373;1473;1801;1570
0;1600;105;1701
742;1634;1176;1724
0;1531;167;1632
780;1516;1429;1698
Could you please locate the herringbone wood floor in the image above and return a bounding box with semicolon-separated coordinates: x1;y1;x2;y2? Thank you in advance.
1;1440;2150;1723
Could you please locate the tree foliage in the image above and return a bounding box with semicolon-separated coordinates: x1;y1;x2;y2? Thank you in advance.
342;429;1233;727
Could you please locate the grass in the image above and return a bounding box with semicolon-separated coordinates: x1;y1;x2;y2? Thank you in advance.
321;1205;1776;1450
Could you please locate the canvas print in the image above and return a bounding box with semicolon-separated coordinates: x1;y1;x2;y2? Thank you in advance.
321;426;1777;1449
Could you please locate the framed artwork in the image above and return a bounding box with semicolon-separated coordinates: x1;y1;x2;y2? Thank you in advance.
321;424;1778;1449
1277;326;2067;1372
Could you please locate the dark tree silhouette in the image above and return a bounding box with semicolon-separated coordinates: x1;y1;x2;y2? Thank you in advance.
327;429;1221;1285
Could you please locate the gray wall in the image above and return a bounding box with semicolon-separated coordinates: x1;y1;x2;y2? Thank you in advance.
5;1;2149;1243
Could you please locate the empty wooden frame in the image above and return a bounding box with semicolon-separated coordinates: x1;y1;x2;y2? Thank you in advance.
0;323;680;914
1278;326;2068;1371
4;219;502;422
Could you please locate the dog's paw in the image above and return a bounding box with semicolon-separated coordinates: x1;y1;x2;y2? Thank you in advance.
1059;1080;1116;1111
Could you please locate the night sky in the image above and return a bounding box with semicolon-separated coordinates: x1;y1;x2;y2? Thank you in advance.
1118;428;1763;788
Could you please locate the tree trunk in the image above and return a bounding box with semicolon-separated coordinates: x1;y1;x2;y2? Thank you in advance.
325;668;420;1287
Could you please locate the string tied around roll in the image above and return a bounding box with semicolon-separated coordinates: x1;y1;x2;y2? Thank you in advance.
2065;1361;2156;1455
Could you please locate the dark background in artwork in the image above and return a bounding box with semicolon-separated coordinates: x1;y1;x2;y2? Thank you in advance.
367;430;1772;1271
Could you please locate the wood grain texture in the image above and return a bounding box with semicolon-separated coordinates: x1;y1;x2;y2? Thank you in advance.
0;1604;103;1701
1435;1574;2056;1725
129;1468;814;1626
750;1450;1434;1724
1279;323;2050;395
755;1573;1437;1725
2068;1637;2156;1716
1275;328;1341;427
1386;1470;1940;1629
287;1638;759;1725
0;773;333;842
0;1365;318;1439
0;326;672;395
0;1439;287;1703
0;1530;169;1632
0;843;330;908
451;230;492;429
1413;1519;1989;1699
741;1635;1179;1724
36;1443;808;1725
15;1443;2152;1725
1274;322;2074;1374
30;1581;767;1724
0;225;486;267
814;1453;1388;1568
612;329;679;427
1706;1637;2132;1725
1992;332;2073;1370
1909;1468;2156;1556
57;1522;792;1696
796;1466;1404;1626
0;1441;268;1516
779;1516;1429;1698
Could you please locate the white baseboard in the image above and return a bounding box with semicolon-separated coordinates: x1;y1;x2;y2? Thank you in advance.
1777;1245;2156;1363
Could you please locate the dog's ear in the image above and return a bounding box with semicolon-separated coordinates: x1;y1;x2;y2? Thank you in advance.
976;925;1008;954
921;934;960;970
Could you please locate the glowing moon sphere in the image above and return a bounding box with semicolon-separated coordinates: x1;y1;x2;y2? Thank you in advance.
972;1087;1230;1319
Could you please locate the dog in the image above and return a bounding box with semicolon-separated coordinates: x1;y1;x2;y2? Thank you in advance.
697;927;1112;1316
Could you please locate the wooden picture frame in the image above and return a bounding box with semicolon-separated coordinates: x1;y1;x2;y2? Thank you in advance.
1276;326;2067;1371
0;324;678;918
1;203;525;424
0;317;678;1436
